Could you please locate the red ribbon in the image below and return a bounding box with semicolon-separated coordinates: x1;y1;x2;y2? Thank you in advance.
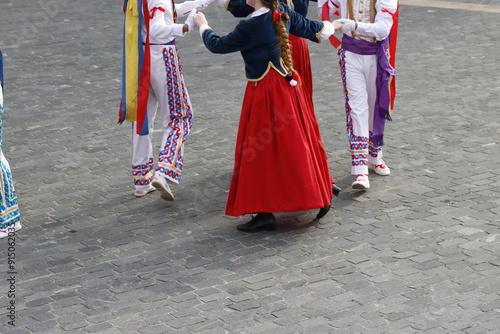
272;10;282;22
382;5;399;111
136;0;151;135
150;6;166;19
321;2;341;48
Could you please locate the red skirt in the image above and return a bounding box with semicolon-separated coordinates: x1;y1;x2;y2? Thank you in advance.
225;69;332;216
290;34;313;99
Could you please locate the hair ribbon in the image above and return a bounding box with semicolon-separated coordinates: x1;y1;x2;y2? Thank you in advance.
272;10;283;22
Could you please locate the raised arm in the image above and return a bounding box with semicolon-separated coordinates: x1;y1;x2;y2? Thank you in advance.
194;12;253;54
285;5;337;43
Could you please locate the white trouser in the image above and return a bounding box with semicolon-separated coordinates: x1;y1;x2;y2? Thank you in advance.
132;45;193;189
340;49;383;175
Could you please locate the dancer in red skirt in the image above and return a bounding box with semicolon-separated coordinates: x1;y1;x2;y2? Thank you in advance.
194;1;342;232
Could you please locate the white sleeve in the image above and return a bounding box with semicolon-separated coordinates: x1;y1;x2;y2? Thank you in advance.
149;4;186;39
198;24;211;38
354;0;397;41
318;21;336;40
150;22;186;39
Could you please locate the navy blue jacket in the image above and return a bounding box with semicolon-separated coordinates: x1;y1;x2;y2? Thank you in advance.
202;5;324;80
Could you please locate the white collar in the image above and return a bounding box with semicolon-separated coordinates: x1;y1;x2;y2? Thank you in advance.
250;7;270;17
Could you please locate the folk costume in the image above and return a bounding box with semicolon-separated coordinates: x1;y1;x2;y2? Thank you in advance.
224;0;316;98
199;5;336;220
0;51;21;239
120;0;210;198
319;0;398;188
224;0;342;199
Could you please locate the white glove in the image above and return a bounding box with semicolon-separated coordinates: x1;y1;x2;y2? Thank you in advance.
199;0;216;8
336;19;356;33
177;0;212;17
185;9;197;32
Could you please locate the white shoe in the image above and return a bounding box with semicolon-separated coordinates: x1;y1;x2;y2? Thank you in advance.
134;184;156;197
370;160;390;176
352;174;370;190
152;176;175;201
0;221;22;239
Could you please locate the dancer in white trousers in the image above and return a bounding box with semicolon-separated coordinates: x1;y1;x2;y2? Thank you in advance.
319;0;398;190
120;0;214;200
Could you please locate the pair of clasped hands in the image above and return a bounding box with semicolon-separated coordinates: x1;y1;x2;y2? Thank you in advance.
185;10;208;31
184;8;345;34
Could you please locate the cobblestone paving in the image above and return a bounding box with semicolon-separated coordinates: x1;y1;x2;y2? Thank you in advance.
401;0;500;12
0;0;499;333
437;0;500;6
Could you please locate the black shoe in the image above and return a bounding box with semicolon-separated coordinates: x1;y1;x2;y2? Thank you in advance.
332;184;341;197
237;213;276;232
316;205;330;219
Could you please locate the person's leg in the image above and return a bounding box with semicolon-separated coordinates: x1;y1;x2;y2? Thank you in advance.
132;90;158;196
339;50;370;188
152;46;194;200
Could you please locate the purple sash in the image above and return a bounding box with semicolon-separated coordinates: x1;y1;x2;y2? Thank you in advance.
341;34;395;147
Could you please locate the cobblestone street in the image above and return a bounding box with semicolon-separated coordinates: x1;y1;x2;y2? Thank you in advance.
0;0;499;333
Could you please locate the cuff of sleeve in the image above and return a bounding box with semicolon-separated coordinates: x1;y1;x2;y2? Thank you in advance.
199;24;211;38
173;23;186;37
355;22;367;33
319;21;335;40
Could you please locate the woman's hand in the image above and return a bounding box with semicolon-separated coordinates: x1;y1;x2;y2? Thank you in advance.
193;12;208;27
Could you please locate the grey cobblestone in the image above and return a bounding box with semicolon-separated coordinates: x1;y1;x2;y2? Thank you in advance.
0;0;499;333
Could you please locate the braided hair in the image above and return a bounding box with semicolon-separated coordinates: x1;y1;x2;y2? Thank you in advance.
262;0;295;75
